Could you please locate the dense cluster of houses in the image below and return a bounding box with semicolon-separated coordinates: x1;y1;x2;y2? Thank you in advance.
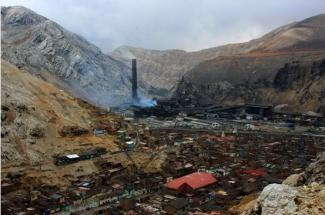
2;112;325;215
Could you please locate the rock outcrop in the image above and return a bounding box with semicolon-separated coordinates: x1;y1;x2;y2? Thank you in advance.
239;151;325;215
299;151;325;185
1;6;131;107
241;183;325;215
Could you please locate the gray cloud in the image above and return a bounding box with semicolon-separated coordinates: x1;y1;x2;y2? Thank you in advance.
2;0;325;52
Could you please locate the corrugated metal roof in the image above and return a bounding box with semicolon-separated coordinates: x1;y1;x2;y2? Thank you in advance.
66;154;79;159
166;172;217;190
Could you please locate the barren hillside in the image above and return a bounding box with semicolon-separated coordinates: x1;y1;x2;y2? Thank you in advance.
113;14;325;110
1;60;120;187
1;6;132;107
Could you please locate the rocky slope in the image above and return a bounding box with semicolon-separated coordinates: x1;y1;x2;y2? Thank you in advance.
2;6;324;111
1;60;167;188
238;151;325;215
173;15;325;113
112;41;261;97
113;15;325;113
1;59;120;186
1;6;131;107
175;52;325;113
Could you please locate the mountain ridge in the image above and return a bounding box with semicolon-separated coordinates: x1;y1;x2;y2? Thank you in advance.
113;14;325;113
1;6;132;107
2;6;325;112
112;14;325;99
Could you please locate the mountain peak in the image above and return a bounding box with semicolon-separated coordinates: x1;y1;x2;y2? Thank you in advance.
1;5;46;26
1;5;132;107
297;13;325;27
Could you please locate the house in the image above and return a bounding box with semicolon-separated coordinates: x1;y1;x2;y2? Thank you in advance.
145;176;163;191
126;141;135;150
94;128;106;136
166;172;217;193
173;163;194;176
162;198;189;215
49;193;65;204
66;154;79;160
80;147;107;160
55;154;80;165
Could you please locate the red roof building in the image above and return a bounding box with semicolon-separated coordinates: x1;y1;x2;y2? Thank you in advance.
166;172;217;193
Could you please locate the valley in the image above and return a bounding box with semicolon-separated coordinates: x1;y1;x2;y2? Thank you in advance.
1;5;325;215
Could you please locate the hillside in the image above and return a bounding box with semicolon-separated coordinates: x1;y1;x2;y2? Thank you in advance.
175;52;325;113
2;59;167;189
113;14;325;109
1;6;131;107
1;60;120;186
3;6;324;112
174;15;325;113
112;42;256;97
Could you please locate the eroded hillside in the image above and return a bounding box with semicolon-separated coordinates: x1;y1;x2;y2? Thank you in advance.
113;15;325;113
175;51;325;113
1;6;131;107
1;60;122;186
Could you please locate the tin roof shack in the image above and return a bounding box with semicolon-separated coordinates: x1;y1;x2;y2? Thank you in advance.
166;172;217;194
162;198;189;215
119;198;136;215
125;141;135;150
58;126;88;137
94;128;107;136
55;154;80;165
145;176;164;191
171;162;195;176
117;130;127;139
80;147;107;160
49;193;65;204
38;193;65;214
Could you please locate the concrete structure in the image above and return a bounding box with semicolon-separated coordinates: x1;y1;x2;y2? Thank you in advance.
132;59;138;103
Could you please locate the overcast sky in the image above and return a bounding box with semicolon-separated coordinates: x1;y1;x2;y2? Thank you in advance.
2;0;325;52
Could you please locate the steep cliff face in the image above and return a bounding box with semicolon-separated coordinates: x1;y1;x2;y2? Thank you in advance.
274;60;325;90
1;6;131;107
175;54;325;113
274;60;325;113
112;14;325;100
172;14;325;113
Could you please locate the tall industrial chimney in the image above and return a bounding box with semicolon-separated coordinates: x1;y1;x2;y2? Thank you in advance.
131;59;138;103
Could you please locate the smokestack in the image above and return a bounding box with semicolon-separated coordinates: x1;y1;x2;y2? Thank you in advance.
132;59;138;103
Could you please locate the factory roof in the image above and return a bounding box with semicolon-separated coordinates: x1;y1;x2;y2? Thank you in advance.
166;172;217;191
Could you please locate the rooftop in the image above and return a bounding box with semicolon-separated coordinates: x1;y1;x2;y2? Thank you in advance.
166;172;217;191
